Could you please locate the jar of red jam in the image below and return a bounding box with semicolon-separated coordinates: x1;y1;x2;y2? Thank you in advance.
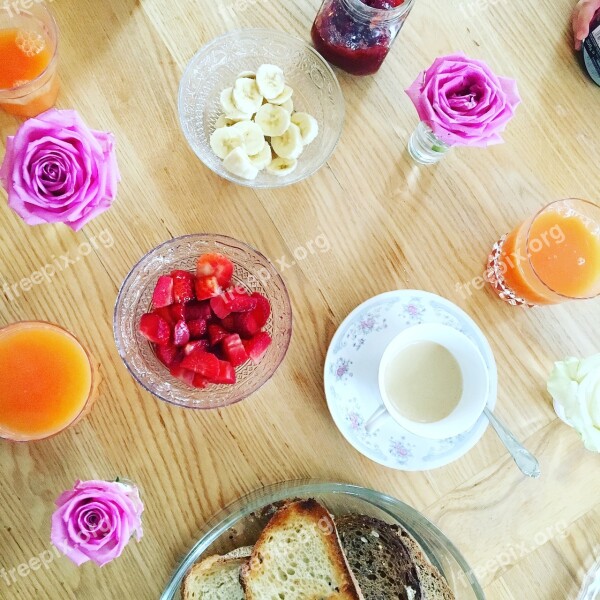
311;0;415;76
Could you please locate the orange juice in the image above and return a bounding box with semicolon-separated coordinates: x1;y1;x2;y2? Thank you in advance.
491;199;600;305
0;28;52;90
0;5;59;117
529;212;600;297
0;322;96;441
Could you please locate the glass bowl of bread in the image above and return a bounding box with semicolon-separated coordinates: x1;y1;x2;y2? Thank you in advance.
160;480;484;599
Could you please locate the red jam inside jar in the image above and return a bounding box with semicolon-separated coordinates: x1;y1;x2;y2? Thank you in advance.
311;0;413;76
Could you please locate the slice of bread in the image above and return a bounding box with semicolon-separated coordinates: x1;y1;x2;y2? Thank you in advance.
181;546;252;600
336;514;421;600
240;499;364;599
396;530;455;600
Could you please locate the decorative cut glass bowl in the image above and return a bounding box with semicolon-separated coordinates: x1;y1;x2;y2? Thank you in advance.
113;234;292;409
160;480;484;599
578;557;600;600
178;28;345;188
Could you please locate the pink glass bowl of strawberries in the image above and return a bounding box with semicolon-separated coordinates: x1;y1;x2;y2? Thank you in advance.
113;234;292;409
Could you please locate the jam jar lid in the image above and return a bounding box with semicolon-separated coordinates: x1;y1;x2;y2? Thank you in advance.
340;0;415;25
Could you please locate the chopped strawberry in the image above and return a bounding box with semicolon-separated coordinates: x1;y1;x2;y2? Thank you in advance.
223;289;258;313
173;320;190;346
187;318;207;339
139;313;171;345
192;374;209;388
207;360;236;384
220;314;236;332
233;293;271;337
152;275;174;308
171;270;195;303
195;276;222;300
242;331;272;364
222;334;249;367
181;348;220;378
169;365;195;385
184;340;209;355
196;253;234;287
185;300;212;321
250;292;271;328
210;294;231;319
170;303;186;322
211;344;228;361
147;257;273;390
152;306;175;326
232;311;261;338
155;343;180;367
208;324;229;346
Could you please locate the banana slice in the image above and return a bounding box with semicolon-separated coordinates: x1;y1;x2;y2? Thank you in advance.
267;157;298;177
271;123;304;160
210;127;244;160
215;115;234;129
256;64;286;101
255;103;291;137
233;77;263;114
268;85;293;106
223;147;259;180
281;98;294;113
291;112;319;146
210;66;312;180
248;144;272;170
231;121;265;155
220;87;252;120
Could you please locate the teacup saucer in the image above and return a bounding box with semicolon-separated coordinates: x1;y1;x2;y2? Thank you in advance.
324;290;497;471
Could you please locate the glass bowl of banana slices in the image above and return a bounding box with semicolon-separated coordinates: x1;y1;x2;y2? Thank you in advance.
178;29;345;189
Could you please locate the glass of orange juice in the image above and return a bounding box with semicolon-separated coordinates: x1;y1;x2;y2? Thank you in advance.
0;322;98;442
486;198;600;306
0;3;59;118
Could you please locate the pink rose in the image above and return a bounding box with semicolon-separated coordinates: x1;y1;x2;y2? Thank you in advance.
0;108;119;231
406;53;521;147
51;480;143;567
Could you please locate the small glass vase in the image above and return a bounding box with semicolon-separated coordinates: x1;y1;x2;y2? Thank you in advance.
408;121;452;165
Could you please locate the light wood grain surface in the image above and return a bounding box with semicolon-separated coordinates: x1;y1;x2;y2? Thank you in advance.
1;0;599;598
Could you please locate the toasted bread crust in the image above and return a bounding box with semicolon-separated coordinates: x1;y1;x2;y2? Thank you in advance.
181;547;252;600
241;499;363;599
396;530;455;600
337;514;421;600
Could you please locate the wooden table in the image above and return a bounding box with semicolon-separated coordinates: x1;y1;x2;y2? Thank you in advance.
1;0;599;597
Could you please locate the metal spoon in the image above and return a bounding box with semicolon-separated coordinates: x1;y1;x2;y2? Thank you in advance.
484;408;541;479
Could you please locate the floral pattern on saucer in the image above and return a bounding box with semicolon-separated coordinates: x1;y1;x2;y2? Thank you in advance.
336;306;388;351
330;357;354;382
324;290;497;471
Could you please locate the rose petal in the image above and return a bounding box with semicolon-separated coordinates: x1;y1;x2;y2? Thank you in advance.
405;54;520;147
51;480;143;567
0;109;119;229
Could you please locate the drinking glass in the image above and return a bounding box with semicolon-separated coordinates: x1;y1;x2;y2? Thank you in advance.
0;3;59;117
486;198;600;306
0;322;98;442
